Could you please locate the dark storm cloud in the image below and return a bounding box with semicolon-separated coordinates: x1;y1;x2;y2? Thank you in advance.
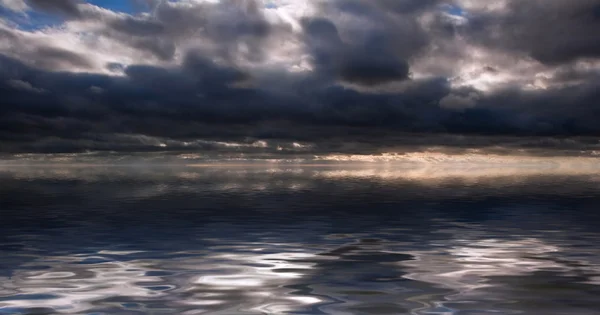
341;0;442;14
2;48;599;154
479;81;600;134
1;0;600;153
465;0;600;64
550;64;600;85
302;0;435;85
329;0;433;55
0;52;436;152
152;0;278;63
302;17;410;85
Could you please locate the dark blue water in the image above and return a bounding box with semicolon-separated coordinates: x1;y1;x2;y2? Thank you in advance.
1;165;600;314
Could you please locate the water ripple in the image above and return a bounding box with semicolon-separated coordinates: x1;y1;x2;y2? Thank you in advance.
1;167;600;314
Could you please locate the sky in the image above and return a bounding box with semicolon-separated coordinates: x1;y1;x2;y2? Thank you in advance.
0;0;599;154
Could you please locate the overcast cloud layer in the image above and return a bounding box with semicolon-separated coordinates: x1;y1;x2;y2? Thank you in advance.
0;0;599;153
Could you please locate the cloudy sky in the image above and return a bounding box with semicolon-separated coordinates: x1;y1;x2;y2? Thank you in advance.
0;0;599;153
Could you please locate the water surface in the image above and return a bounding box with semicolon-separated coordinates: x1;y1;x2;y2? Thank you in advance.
1;165;600;314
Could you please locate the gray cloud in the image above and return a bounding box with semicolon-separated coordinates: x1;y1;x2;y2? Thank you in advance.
370;0;443;14
109;16;165;37
66;0;284;63
0;24;93;71
26;0;82;18
6;79;45;93
34;46;93;69
464;0;600;64
439;92;479;111
301;10;416;85
0;0;599;153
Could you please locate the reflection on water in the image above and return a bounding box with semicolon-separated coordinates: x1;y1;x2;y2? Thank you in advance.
1;165;600;314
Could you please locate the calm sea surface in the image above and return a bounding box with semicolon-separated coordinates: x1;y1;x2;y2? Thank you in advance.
1;165;600;314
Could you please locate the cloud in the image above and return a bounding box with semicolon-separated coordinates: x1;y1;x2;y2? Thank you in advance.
88;86;103;94
0;0;27;12
0;0;599;153
440;92;479;111
6;79;45;93
26;0;82;18
0;23;96;72
463;0;600;65
300;0;437;85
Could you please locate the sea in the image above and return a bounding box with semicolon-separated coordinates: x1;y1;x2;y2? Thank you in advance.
1;152;600;314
